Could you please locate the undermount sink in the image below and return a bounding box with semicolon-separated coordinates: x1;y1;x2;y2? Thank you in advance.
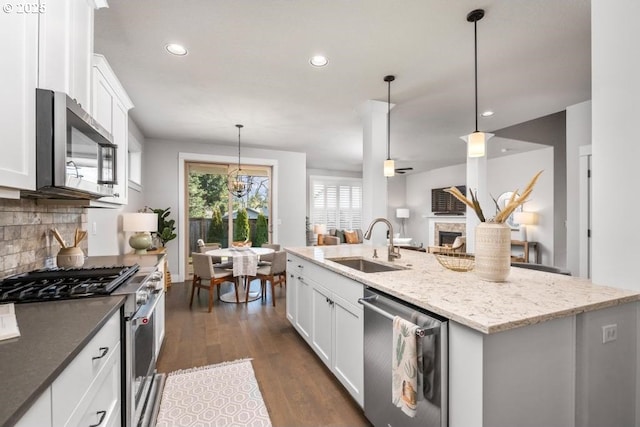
327;257;406;273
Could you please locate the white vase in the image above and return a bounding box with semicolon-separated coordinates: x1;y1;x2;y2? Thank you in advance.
474;222;511;282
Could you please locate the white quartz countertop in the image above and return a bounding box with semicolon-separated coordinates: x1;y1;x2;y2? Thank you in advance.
285;245;640;334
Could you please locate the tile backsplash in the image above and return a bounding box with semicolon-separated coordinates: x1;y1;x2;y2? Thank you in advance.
0;199;87;278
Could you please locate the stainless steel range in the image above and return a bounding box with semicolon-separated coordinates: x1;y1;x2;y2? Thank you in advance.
0;263;165;427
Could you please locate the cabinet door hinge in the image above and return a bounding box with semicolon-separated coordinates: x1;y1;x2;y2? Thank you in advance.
587;229;591;238
587;169;591;178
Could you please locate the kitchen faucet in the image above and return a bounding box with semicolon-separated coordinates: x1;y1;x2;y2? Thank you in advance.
363;218;401;262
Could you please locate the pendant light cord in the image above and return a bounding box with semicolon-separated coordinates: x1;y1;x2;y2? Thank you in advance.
474;18;478;133
384;75;395;160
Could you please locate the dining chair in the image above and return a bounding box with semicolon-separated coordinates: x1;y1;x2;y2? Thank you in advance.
190;253;238;311
255;250;287;306
258;243;281;265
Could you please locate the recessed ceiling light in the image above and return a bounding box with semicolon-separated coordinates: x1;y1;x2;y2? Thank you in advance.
165;43;188;56
309;55;328;67
481;110;494;117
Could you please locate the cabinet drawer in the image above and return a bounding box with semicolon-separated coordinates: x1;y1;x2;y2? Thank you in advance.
52;312;120;426
67;342;121;427
304;261;363;306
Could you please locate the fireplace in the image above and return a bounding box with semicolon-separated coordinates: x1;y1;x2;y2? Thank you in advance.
439;231;462;246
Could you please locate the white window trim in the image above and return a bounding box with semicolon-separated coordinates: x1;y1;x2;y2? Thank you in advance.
177;152;278;283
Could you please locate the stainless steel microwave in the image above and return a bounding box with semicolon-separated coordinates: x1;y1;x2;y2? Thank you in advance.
31;89;117;199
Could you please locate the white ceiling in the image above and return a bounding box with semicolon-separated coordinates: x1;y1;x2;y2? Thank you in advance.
94;0;591;173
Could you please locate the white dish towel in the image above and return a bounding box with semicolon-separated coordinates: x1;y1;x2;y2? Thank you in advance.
392;316;419;417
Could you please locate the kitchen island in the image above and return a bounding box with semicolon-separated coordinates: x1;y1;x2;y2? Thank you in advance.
285;244;640;427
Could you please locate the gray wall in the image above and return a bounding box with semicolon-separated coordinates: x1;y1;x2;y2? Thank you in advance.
494;111;567;267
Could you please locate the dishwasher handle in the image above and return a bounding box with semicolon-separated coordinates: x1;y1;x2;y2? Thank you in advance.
358;296;438;337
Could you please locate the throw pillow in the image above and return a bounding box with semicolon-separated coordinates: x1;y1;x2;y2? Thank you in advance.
335;229;345;243
344;230;358;244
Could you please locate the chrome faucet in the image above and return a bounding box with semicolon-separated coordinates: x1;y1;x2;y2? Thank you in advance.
363;218;401;262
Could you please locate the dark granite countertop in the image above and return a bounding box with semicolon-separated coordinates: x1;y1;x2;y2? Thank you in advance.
0;296;125;427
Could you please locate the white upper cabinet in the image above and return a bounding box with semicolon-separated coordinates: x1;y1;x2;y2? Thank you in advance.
38;0;95;110
0;10;38;197
91;54;134;205
0;0;106;198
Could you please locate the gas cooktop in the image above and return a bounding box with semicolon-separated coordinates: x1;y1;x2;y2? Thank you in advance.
0;265;140;303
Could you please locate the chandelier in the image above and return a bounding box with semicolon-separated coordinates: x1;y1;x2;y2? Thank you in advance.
227;124;254;198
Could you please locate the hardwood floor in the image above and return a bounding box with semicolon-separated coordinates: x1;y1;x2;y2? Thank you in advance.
157;280;371;427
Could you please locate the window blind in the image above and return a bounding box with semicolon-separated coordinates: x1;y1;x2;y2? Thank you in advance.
311;178;362;230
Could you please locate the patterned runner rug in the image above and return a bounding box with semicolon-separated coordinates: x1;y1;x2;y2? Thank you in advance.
156;359;272;427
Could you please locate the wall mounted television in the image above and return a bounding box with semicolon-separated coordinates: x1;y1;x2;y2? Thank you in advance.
431;185;466;215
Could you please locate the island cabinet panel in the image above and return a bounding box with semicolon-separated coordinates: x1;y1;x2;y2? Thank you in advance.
311;281;333;365
575;303;638;427
286;253;364;407
331;292;363;404
450;316;576;427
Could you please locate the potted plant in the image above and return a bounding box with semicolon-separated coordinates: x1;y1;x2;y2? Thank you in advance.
151;207;177;247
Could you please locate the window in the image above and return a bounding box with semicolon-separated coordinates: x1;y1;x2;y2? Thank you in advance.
310;177;362;230
128;133;142;192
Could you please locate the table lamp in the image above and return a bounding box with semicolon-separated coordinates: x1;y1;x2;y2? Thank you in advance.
122;212;158;254
396;208;410;237
314;224;327;245
513;211;538;241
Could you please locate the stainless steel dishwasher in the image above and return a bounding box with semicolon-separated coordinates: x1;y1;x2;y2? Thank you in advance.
359;288;448;427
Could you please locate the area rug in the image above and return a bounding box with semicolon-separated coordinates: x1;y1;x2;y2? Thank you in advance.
155;358;272;427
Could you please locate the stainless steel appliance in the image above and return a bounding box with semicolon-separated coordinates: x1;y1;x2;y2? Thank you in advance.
359;288;448;427
0;264;165;427
26;88;117;199
113;269;165;427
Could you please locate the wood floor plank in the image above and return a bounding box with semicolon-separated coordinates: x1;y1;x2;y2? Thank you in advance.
157;281;370;427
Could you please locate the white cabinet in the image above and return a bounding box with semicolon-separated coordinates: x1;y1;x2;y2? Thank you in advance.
285;255;364;407
38;0;96;110
91;54;134;205
309;280;363;407
15;310;121;427
14;388;52;427
286;255;312;341
0;10;38;196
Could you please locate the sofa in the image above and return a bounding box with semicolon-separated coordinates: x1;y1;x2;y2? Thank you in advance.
322;228;364;245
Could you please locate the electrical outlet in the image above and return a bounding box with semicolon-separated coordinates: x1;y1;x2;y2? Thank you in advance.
602;324;617;344
44;257;56;269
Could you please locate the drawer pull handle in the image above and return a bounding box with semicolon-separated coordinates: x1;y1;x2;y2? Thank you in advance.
92;347;109;361
89;410;107;427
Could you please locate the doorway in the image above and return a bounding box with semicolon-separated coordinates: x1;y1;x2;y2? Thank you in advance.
184;161;272;279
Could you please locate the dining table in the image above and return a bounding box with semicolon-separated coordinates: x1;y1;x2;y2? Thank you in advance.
205;247;275;303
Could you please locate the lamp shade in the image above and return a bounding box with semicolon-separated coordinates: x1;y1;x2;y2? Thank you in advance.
461;132;494;158
122;213;158;232
313;224;327;235
396;208;410;219
384;159;395;177
513;211;538;225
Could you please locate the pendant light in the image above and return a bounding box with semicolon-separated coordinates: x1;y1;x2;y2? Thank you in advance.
461;9;493;158
227;124;254;198
383;75;396;177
